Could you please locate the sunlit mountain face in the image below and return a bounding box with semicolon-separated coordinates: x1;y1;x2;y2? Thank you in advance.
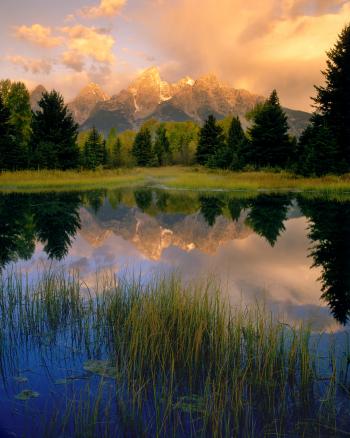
2;0;350;114
29;67;311;136
1;188;350;331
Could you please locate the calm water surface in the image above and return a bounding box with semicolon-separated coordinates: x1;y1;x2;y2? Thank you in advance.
0;188;349;436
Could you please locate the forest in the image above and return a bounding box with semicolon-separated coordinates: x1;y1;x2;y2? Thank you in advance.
0;24;349;177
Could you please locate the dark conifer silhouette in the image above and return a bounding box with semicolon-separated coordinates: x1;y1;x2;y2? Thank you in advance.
199;195;225;227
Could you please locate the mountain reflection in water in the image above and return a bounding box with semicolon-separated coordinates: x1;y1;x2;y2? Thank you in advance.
0;188;349;327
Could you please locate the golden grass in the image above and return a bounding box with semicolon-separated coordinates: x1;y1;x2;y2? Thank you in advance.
1;166;350;193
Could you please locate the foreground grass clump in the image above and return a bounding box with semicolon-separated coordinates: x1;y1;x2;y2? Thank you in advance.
0;271;349;437
2;167;350;193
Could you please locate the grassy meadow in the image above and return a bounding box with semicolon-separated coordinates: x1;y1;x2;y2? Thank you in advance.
1;167;350;193
1;270;349;437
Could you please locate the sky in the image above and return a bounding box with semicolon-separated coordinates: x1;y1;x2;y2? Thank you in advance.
0;0;349;110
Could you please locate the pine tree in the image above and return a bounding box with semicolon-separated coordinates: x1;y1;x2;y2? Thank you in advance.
0;93;15;170
83;127;105;169
196;115;225;166
246;194;291;247
134;189;152;211
297;115;338;176
227;116;247;170
31;90;79;169
132;127;154;166
199;196;225;226
248;90;292;168
313;24;350;169
154;124;171;166
111;137;123;168
0;81;31;169
299;197;350;324
0;80;12;104
7;82;32;157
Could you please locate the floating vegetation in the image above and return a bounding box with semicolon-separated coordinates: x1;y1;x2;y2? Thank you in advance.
15;390;40;401
54;375;88;385
13;376;28;384
83;360;118;379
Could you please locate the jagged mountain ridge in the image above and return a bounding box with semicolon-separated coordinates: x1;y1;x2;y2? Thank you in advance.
81;68;279;135
31;67;311;136
29;85;47;112
68;83;110;125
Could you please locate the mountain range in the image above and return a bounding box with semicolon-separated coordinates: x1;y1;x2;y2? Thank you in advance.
30;67;311;136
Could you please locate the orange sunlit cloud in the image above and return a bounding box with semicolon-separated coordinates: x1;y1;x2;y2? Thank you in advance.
136;0;350;109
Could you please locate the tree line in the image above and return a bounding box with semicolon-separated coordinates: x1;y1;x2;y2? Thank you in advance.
0;24;349;175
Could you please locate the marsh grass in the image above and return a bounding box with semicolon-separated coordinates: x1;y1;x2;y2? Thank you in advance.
2;167;350;195
0;270;349;437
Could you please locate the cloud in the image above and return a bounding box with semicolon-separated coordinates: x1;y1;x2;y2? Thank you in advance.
62;51;85;72
7;55;53;74
80;0;127;18
134;0;350;110
14;24;62;48
61;25;116;64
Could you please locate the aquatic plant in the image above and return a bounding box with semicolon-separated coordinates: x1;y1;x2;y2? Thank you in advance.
0;270;349;437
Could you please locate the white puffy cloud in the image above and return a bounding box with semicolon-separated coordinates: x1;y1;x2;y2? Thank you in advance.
80;0;127;18
61;25;116;64
14;24;62;48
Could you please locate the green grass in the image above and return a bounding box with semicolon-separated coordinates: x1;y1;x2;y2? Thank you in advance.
1;269;349;437
1;167;350;193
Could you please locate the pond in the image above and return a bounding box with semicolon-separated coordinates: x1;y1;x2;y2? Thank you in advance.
0;188;349;437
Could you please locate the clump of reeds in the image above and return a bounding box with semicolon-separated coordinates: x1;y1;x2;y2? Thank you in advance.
0;270;349;437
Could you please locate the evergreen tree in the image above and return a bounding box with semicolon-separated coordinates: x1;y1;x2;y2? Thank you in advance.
132;127;154;166
33;193;81;260
0;94;15;170
299;197;350;324
83;127;105;169
227;116;248;170
297;115;338;176
110;137;123;168
0;81;31;168
196;115;225;166
31;90;79;169
84;190;106;214
154;124;171;166
313;25;350;169
245;194;291;247
7;82;32;161
0;194;35;269
134;189;153;211
199;195;225;227
227;198;250;222
0;80;12;104
248;90;292;168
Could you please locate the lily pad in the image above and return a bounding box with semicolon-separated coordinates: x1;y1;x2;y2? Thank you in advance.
83;360;117;379
15;390;40;401
55;375;87;385
55;378;71;385
177;395;206;414
14;376;28;384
